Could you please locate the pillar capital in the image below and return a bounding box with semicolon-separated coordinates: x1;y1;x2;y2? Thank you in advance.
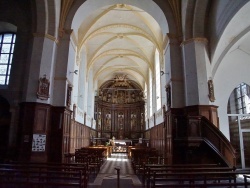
58;28;73;39
166;33;182;45
180;37;208;47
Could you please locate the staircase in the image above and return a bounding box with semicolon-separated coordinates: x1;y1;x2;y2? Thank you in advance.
172;115;236;167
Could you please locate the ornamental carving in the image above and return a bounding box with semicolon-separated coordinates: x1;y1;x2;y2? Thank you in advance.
208;79;215;102
37;75;50;100
95;74;145;140
98;74;144;104
66;84;73;107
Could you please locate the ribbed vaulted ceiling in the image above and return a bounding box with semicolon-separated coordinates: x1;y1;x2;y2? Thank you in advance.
76;3;164;89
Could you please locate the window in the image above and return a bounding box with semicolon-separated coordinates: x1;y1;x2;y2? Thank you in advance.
155;49;161;110
0;33;16;85
144;82;147;119
228;83;250;114
235;83;250;114
149;69;152;116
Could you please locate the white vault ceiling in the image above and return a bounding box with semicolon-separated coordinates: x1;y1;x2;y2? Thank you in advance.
75;3;164;89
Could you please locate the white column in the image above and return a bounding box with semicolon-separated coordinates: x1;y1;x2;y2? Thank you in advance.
165;34;185;108
181;38;211;106
53;29;72;106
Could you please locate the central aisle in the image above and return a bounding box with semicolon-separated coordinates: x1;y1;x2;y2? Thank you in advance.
88;153;142;188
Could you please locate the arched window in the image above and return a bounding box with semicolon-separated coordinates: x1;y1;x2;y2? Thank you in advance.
0;33;16;85
228;83;250;114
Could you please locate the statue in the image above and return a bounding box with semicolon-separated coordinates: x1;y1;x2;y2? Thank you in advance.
208;79;215;102
131;112;137;131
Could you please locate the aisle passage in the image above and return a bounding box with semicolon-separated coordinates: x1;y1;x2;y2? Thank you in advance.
88;153;142;187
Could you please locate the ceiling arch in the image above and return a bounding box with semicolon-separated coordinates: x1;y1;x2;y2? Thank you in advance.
70;0;168;90
211;1;250;76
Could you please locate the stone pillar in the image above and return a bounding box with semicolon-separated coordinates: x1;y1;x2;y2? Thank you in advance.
26;33;57;103
181;38;210;106
53;29;73;106
164;34;185;108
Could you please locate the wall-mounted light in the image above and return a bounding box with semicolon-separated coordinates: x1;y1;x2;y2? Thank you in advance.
69;70;78;75
160;71;169;76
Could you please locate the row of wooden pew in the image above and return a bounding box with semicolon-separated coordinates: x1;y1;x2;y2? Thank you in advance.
74;147;107;174
144;164;250;188
0;147;108;188
0;162;89;188
129;146;250;187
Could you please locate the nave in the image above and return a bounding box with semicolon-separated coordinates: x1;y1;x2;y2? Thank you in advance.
88;153;142;188
86;152;250;188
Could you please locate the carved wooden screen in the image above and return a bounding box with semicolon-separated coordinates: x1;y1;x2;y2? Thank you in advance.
95;75;145;140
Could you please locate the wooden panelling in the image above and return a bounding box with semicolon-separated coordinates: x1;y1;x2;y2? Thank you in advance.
150;123;165;157
49;107;71;163
70;120;91;153
18;102;51;162
34;107;49;132
184;105;219;128
95;100;145;140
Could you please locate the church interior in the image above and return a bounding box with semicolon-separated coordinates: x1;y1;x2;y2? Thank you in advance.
0;0;250;187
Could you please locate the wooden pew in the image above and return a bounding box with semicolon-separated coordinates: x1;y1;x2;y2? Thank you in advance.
0;162;89;188
143;163;222;187
75;146;106;174
130;147;158;174
151;170;250;188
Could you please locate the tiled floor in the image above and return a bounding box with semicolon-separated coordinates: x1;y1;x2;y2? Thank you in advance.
87;153;250;188
88;153;143;188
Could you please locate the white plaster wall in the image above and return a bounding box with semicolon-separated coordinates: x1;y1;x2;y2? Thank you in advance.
211;1;250;139
76;107;84;123
211;1;250;75
148;116;154;129
213;49;250;139
195;42;210;104
87;68;94;116
67;41;77;86
155;109;163;126
182;42;199;106
26;37;56;103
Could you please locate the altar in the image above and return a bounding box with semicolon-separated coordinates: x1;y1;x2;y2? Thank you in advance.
112;139;132;153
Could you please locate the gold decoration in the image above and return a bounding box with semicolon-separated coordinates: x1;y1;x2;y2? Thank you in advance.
208;79;215;102
37;74;50;100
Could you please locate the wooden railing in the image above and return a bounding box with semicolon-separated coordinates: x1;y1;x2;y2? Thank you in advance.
200;116;236;167
173;115;236;167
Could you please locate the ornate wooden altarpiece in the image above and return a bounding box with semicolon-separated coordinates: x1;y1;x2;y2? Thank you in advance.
95;74;145;143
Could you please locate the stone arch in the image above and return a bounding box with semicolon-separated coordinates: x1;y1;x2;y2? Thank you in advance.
210;0;250;69
182;0;210;40
34;0;47;34
153;0;180;37
47;0;57;37
34;0;58;36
